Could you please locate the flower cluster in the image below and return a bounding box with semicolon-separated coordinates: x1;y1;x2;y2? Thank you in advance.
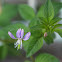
8;28;31;50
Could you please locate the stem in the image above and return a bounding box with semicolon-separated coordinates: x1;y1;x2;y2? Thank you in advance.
30;56;35;62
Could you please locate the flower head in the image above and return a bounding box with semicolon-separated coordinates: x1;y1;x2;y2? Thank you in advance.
8;28;31;50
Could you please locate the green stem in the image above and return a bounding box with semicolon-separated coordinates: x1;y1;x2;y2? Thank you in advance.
30;56;35;62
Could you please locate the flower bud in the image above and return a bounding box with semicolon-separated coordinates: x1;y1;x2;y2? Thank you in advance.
44;32;47;37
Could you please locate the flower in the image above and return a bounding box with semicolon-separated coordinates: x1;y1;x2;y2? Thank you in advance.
8;28;31;50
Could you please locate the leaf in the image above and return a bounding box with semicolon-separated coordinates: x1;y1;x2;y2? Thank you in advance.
31;24;45;31
55;28;62;37
29;18;46;37
37;5;44;18
44;0;54;21
27;37;43;57
30;24;46;37
53;24;62;29
29;18;39;28
18;4;35;20
50;17;62;25
0;23;29;40
35;53;60;62
37;2;62;18
44;32;54;44
51;32;56;39
30;29;42;38
23;36;33;51
0;4;18;27
53;2;62;15
39;17;47;24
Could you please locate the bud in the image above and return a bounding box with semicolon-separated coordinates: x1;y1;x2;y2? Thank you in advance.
44;32;47;37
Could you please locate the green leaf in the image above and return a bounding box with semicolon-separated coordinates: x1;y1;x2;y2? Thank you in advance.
44;32;54;44
29;18;39;28
37;2;62;18
50;17;62;25
53;2;62;15
35;53;60;62
30;24;46;37
29;18;46;37
0;23;29;40
31;24;45;31
37;5;44;18
38;17;47;24
27;37;43;57
23;36;33;51
51;32;56;39
53;24;62;29
0;4;18;27
18;4;35;20
55;28;62;37
44;0;54;21
30;29;42;38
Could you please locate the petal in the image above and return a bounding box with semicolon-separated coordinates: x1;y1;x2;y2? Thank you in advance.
16;28;21;38
21;29;24;39
8;31;16;39
23;32;31;41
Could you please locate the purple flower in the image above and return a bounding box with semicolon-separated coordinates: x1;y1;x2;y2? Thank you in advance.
8;28;31;50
